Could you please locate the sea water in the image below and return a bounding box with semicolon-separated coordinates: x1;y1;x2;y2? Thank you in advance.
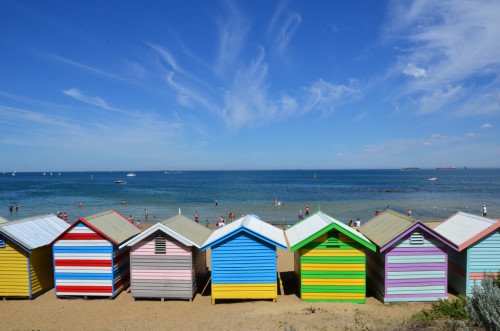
0;169;498;225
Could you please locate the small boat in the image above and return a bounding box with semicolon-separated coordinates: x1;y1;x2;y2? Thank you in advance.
50;172;53;176
126;173;136;177
11;172;15;176
429;176;438;181
437;167;456;170
114;180;127;184
43;172;46;176
402;166;420;170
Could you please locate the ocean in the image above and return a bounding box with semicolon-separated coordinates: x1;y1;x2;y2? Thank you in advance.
0;169;498;225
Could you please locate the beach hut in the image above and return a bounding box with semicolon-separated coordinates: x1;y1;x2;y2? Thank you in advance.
200;215;287;304
0;214;70;298
52;210;141;298
285;211;376;303
433;211;500;296
358;210;455;303
120;214;212;301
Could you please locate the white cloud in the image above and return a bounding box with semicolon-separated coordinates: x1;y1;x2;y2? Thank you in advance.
417;85;463;114
302;79;359;116
403;63;427;78
466;133;475;137
480;123;493;129
269;11;301;58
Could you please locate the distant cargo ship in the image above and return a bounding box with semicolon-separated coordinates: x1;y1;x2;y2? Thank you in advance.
437;166;456;169
402;167;420;170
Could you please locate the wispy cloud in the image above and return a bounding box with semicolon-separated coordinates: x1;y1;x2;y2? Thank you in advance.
480;123;493;129
44;53;126;81
268;2;302;58
384;0;500;115
63;88;136;116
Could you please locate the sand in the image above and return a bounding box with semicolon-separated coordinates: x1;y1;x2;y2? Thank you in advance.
0;248;441;331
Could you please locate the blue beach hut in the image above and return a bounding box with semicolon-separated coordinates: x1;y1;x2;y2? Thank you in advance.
200;215;287;304
433;211;500;296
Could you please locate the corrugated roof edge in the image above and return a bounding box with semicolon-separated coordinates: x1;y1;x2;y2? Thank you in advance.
0;214;55;227
286;211;376;252
120;222;199;249
380;221;459;253
200;224;287;251
436;211;500;251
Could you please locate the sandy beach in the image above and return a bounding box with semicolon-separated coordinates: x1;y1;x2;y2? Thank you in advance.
0;247;442;331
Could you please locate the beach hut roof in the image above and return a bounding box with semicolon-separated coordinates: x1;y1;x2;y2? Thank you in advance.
120;214;212;249
0;214;70;251
0;216;8;224
358;210;417;249
433;211;500;251
52;209;141;246
358;209;456;252
285;211;376;252
200;214;287;251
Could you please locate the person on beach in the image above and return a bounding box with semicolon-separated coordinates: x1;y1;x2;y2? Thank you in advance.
349;220;354;227
298;210;303;221
355;218;361;227
63;212;68;222
128;215;134;223
375;210;379;216
305;205;310;217
408;208;412;217
15;204;18;212
229;212;235;222
144;209;148;220
137;220;141;228
205;219;210;227
482;204;487;217
9;204;13;212
78;201;83;208
215;200;218;206
122;200;125;205
194;211;199;223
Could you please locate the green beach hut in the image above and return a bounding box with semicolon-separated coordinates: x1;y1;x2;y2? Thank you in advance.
285;211;376;303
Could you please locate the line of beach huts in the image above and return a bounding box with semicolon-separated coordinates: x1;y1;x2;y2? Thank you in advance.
0;208;499;304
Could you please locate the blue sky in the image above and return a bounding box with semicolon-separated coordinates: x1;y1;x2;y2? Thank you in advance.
1;0;499;171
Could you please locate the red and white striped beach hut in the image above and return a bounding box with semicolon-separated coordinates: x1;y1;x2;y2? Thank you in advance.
51;210;141;298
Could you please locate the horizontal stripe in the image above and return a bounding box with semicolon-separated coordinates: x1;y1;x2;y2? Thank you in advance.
56;286;112;293
387;279;446;287
54;253;111;260
302;285;365;293
386;263;445;271
302;278;365;286
54;273;113;280
301;271;366;278
68;226;96;233
385;293;448;299
302;292;364;300
132;269;191;280
387;285;445;294
55;266;112;273
302;263;365;271
54;240;112;247
387;255;445;263
469;272;500;280
60;233;103;240
55;260;112;267
301;249;364;257
449;262;466;277
53;247;112;254
387;271;445;279
56;279;112;286
212;283;277;300
387;250;446;256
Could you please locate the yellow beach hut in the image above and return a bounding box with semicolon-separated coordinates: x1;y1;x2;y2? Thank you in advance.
0;214;70;299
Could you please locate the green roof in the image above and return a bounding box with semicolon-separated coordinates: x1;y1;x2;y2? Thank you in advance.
161;214;212;247
84;210;141;245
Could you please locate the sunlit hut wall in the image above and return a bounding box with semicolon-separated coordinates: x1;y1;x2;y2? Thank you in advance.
0;215;69;299
358;210;455;303
51;210;141;298
120;214;212;301
285;211;376;303
200;215;287;304
433;211;500;296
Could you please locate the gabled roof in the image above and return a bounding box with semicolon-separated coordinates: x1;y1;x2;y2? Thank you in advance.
0;214;70;251
358;209;417;249
120;214;212;249
52;209;141;246
358;209;456;252
200;215;287;251
433;211;500;251
285;211;375;252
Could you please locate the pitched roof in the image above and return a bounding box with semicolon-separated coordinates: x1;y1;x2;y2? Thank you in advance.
358;209;418;249
285;211;375;252
120;214;212;249
0;214;70;251
200;215;287;251
433;211;500;251
0;216;8;224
